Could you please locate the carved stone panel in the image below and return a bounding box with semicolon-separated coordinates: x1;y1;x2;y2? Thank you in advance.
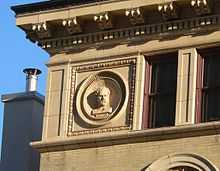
68;58;136;136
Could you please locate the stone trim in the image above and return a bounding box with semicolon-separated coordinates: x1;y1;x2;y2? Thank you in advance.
31;121;220;153
67;67;77;136
67;58;136;136
145;153;219;171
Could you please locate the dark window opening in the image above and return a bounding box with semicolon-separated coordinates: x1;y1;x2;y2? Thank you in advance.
202;50;220;122
143;53;178;128
196;47;220;123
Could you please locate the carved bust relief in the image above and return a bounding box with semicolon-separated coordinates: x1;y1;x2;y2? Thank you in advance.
91;86;112;119
76;70;128;126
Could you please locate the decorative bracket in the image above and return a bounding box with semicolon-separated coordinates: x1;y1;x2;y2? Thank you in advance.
125;8;145;25
158;2;179;20
191;0;212;15
94;12;113;30
31;22;51;39
62;17;82;35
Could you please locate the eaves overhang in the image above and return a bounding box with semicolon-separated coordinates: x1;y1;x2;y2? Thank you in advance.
11;0;111;16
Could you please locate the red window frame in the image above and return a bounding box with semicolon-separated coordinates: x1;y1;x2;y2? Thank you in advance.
195;53;203;123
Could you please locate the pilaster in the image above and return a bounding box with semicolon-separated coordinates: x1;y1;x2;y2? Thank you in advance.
175;48;198;125
132;54;146;130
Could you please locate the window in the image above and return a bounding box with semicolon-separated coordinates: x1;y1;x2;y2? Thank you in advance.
143;53;178;128
170;166;198;171
197;48;220;122
145;153;218;171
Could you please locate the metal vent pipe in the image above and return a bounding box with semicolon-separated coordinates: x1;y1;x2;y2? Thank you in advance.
23;68;42;92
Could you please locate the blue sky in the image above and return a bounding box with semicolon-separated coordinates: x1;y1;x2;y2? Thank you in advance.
0;0;48;146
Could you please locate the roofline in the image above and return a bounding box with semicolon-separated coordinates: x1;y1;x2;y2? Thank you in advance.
2;91;45;105
11;0;110;15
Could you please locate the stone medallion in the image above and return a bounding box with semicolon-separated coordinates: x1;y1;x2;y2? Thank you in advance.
76;71;127;126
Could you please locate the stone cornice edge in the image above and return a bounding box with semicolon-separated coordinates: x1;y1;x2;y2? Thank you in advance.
31;121;220;152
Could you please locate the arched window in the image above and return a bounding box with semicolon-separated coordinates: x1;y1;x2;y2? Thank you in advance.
169;166;197;171
145;153;219;171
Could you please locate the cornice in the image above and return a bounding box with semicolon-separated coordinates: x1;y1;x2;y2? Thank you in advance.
12;0;219;55
31;121;220;153
40;14;220;54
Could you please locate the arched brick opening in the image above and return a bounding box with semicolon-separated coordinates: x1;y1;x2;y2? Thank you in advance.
145;153;219;171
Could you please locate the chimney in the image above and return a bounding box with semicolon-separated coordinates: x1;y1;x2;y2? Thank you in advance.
23;68;42;92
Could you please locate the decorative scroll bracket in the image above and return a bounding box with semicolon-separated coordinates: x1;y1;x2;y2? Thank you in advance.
94;12;113;30
62;17;82;35
191;0;212;16
125;8;145;25
158;2;179;20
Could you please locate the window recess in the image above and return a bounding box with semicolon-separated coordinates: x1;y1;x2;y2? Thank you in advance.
197;47;220;123
143;53;178;129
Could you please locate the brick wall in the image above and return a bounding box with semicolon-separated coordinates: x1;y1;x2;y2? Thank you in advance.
39;134;220;171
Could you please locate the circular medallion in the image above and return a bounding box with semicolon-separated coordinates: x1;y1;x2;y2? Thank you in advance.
76;71;128;126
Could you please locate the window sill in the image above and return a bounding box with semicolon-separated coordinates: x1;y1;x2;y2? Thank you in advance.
31;121;220;152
